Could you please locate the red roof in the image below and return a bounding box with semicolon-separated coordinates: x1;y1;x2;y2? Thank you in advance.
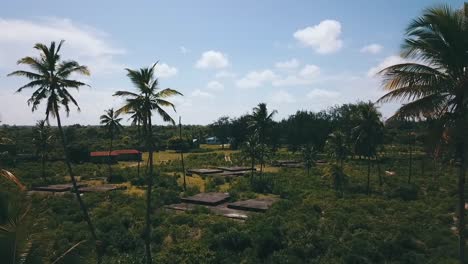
90;151;118;157
113;149;141;155
90;149;141;157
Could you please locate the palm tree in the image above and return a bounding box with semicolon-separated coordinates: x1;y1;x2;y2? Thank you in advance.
301;144;317;177
325;130;349;170
377;5;468;262
241;132;261;183
114;63;182;264
248;103;277;173
32;120;53;182
129;107;146;178
100;108;124;182
352;102;384;195
7;40;101;263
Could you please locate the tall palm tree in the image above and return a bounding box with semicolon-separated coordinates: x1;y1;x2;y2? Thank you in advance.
32;120;53;182
100;108;123;182
7;40;101;263
114;63;182;264
248;103;277;173
129;106;146;178
352;102;384;195
377;5;468;262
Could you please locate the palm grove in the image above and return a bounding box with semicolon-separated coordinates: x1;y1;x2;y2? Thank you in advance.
1;3;468;264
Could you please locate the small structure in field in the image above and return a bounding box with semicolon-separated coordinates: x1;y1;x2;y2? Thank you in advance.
165;203;249;220
227;197;278;212
216;166;255;172
32;183;87;192
273;160;303;168
186;168;223;176
90;151;118;164
78;184;126;193
181;192;230;206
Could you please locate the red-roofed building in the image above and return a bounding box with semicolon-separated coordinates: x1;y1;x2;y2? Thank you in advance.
90;151;118;163
89;149;142;163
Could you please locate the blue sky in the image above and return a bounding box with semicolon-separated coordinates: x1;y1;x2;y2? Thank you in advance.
0;0;464;125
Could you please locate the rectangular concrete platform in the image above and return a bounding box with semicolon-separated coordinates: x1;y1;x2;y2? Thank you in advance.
31;183;87;192
227;197;278;212
216;166;255;172
165;203;249;220
186;168;223;175
78;184;126;193
181;192;230;206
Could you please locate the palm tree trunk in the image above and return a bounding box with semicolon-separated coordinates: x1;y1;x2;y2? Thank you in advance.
107;133;113;182
367;157;371;195
409;137;413;184
41;154;46;182
144;112;154;264
54;108;101;263
377;157;382;187
251;157;255;184
179;117;186;192
458;142;466;264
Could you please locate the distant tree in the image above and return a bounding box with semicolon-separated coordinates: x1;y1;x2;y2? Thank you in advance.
301;145;317;177
377;5;468;261
128;105;146;178
7;40;101;262
352;102;384;195
114;63;182;264
32;120;53;182
324;164;348;197
230;115;250;149
248;103;277;173
100;108;123;182
325;130;349;170
241;132;261;183
210;116;231;149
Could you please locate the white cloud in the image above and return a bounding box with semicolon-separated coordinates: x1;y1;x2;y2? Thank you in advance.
367;55;409;77
154;62;178;78
180;46;190;54
275;58;300;69
191;89;214;98
360;43;383;54
215;70;236;78
269;90;296;104
195;50;229;69
236;69;278;88
272;64;320;86
306;88;340;99
206;80;224;91
293;20;343;54
0;17;124;74
299;64;320;79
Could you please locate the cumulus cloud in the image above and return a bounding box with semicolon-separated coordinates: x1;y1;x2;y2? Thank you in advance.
191;89;214;98
179;46;190;54
367;55;409;77
272;64;320;86
215;70;236;78
269;90;296;104
195;50;229;69
293;20;343;54
275;58;300;69
360;43;383;54
154;62;178;78
206;80;224;91
307;89;340;100
236;70;277;88
0;17;124;74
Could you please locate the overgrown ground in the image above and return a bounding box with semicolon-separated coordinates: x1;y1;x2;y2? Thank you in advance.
0;144;463;263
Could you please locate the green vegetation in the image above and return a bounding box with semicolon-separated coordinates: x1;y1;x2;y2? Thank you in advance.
1;3;468;264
